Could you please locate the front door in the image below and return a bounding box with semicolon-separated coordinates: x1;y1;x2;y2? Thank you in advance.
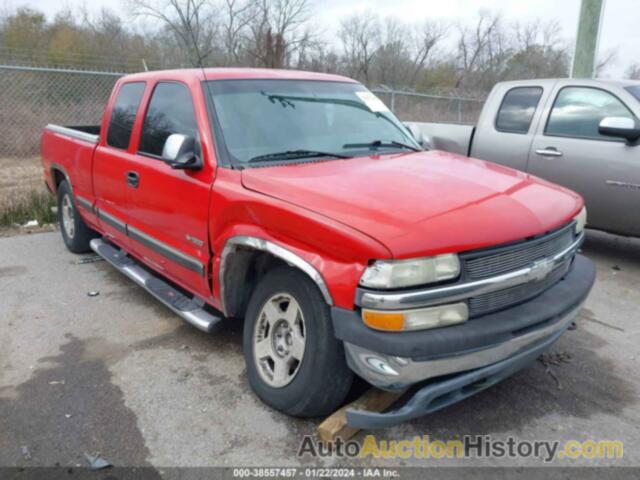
527;85;640;236
93;81;146;248
125;81;214;298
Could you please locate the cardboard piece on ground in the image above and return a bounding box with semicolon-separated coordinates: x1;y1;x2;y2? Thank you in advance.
317;389;403;443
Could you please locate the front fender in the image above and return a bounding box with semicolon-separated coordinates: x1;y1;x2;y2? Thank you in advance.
209;169;391;310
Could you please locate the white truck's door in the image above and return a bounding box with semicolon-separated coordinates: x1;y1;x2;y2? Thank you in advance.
527;81;640;236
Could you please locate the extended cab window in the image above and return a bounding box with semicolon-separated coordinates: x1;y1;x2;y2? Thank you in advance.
546;87;635;141
139;82;198;157
495;87;543;134
106;82;145;149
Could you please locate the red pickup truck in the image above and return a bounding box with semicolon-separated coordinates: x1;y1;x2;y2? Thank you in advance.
41;68;595;428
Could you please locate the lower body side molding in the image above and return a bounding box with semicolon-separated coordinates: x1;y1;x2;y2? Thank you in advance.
90;238;223;333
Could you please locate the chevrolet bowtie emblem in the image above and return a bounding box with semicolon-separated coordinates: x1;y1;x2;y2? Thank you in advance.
529;258;554;282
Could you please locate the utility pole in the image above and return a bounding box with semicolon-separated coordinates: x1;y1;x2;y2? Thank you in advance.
571;0;605;78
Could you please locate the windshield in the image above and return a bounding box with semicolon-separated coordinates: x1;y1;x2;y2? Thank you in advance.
204;79;420;165
625;85;640;103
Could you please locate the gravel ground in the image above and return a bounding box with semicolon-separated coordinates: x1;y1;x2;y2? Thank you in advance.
0;229;638;474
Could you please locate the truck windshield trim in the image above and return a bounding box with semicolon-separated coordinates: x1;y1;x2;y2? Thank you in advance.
202;79;419;167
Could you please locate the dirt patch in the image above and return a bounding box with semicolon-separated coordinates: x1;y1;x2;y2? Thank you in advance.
0;265;29;278
0;157;45;205
0;157;57;233
0;222;57;238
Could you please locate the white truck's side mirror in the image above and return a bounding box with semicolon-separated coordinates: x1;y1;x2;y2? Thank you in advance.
598;117;640;145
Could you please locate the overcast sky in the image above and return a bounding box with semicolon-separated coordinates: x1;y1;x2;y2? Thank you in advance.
3;0;638;77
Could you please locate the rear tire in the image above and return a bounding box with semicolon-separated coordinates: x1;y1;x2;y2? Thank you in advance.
243;266;353;417
57;180;97;253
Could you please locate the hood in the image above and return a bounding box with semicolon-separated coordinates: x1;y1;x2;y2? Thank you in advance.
241;151;582;259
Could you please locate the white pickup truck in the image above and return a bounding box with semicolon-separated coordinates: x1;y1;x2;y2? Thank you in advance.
409;78;640;237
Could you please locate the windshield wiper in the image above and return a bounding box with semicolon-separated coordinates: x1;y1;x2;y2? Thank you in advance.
248;149;352;163
342;140;421;152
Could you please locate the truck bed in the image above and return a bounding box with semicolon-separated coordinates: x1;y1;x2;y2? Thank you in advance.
41;124;101;202
405;122;475;156
45;124;100;144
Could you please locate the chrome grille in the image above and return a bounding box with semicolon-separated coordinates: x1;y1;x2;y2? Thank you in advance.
354;221;580;317
462;222;577;317
463;222;575;280
468;260;571;317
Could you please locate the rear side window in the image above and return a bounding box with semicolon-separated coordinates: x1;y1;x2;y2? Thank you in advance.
106;82;146;149
139;82;198;157
495;87;543;134
545;87;634;140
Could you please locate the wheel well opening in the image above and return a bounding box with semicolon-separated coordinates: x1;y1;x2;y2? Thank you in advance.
52;169;66;191
222;247;287;321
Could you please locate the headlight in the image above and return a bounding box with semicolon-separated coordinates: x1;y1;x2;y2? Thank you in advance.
573;206;587;235
362;303;469;331
359;254;460;289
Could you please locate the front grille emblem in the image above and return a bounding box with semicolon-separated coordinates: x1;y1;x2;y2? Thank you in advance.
529;258;554;282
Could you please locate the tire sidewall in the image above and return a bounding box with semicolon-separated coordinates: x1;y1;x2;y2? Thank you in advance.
243;267;346;414
57;180;94;253
58;181;77;248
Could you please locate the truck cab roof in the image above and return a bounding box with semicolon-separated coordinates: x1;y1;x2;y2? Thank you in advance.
119;67;357;84
494;77;640;89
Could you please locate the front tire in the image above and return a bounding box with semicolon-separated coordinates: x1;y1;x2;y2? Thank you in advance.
57;180;97;253
243;266;353;417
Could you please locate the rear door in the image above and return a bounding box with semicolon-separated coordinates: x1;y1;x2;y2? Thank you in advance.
527;83;640;235
125;80;215;298
93;81;146;247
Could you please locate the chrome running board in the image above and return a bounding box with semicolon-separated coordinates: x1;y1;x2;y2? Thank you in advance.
90;238;223;333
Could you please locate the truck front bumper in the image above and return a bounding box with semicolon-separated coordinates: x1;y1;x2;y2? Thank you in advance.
331;254;595;428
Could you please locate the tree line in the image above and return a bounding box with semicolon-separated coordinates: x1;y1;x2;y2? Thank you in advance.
1;0;634;92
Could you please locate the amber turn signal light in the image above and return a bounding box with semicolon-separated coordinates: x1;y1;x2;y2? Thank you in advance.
362;310;405;331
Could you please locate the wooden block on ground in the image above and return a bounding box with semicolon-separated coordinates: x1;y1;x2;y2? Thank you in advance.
317;389;403;443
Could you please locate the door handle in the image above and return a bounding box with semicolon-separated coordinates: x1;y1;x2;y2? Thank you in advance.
535;147;563;158
126;171;140;188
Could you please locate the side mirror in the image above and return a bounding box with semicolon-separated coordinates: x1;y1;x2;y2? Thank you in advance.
404;123;431;150
598;117;640;145
162;134;202;169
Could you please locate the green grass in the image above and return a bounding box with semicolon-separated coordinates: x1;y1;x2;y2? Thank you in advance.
0;190;57;227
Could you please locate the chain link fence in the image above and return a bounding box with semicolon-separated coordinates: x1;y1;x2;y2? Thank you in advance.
0;64;486;158
372;88;486;125
0;46;149;73
0;65;122;157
